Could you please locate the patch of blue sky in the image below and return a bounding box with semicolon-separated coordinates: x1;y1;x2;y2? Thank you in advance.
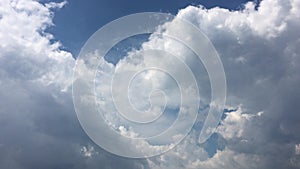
104;34;150;65
44;0;253;56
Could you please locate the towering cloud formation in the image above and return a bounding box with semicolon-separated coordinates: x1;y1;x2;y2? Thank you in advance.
148;0;300;168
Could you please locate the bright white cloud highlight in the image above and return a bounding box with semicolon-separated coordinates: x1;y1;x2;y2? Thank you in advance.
0;0;74;90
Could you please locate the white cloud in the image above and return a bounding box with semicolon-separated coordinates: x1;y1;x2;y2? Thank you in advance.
296;144;300;155
0;0;74;91
147;106;264;169
81;146;98;158
86;0;300;165
0;1;146;169
217;106;256;140
90;29;202;154
1;0;300;168
147;131;209;169
146;0;300;168
188;148;261;169
45;1;68;9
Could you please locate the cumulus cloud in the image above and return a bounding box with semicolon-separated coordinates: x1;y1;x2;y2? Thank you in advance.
216;106;260;140
0;0;147;169
146;0;300;168
84;0;300;164
0;0;74;91
1;0;300;168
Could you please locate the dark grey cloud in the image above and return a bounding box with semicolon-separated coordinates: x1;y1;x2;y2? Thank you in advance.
0;82;149;169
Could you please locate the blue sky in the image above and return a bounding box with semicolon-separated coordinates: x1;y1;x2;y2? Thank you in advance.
47;0;251;56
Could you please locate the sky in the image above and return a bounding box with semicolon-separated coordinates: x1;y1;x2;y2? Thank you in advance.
46;0;251;56
0;0;300;169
